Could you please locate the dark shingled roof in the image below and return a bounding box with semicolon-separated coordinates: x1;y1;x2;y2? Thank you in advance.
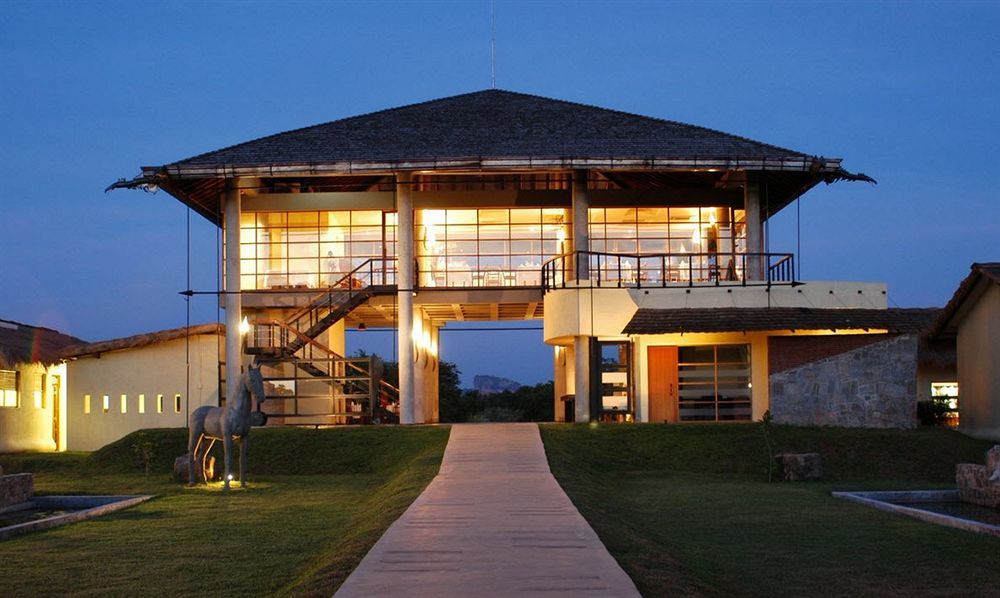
171;89;815;169
622;307;941;335
929;262;1000;339
0;319;85;368
62;324;223;359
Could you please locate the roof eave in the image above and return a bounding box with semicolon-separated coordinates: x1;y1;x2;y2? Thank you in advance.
151;156;848;179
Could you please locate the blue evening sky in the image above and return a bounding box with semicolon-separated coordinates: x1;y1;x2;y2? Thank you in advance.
1;1;997;387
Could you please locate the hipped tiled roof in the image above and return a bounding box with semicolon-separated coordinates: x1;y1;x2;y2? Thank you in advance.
170;89;816;169
622;307;941;335
0;319;85;368
929;262;1000;338
61;323;223;359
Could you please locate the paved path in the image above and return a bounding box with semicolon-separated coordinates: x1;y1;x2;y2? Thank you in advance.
335;423;640;597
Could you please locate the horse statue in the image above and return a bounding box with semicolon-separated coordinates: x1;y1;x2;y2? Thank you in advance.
188;366;268;489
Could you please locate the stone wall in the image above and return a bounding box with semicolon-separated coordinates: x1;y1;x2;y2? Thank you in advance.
769;334;918;428
0;473;34;510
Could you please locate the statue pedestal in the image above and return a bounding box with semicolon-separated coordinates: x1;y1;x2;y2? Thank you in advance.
173;455;216;483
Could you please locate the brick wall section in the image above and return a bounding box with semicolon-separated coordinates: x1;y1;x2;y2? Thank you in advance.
0;473;34;509
768;334;898;375
769;334;918;428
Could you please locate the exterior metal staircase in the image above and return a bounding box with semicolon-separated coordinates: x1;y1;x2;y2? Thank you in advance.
244;259;400;424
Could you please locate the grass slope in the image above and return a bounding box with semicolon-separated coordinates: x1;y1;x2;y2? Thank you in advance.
0;426;450;597
541;424;999;597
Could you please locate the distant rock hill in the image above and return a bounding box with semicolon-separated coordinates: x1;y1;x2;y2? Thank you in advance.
473;375;522;395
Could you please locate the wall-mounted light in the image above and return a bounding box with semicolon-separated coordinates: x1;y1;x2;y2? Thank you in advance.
238;316;251;336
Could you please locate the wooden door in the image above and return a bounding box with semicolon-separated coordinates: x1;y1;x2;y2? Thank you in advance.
648;346;678;423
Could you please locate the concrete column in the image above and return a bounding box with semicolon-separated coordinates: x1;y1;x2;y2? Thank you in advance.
571;169;590;280
224;179;243;403
553;345;569;422
429;324;440;423
744;177;765;281
396;172;415;424
574;336;591;422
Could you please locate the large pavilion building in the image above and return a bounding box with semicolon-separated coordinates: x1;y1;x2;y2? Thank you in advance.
110;89;938;428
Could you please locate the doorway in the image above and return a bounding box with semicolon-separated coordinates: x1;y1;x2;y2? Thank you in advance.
647;346;678;423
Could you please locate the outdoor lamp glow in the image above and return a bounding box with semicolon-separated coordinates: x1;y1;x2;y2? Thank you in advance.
238;317;250;336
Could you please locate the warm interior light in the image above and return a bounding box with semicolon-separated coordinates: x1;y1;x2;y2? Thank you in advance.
239;316;250;336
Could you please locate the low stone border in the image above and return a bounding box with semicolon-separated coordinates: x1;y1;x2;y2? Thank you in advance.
0;495;154;541
832;490;1000;538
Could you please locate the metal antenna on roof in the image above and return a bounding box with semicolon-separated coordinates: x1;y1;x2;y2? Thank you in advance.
490;0;496;89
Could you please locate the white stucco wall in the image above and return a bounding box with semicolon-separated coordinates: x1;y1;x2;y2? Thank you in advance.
958;284;1000;440
543;281;888;344
66;334;222;451
0;362;66;453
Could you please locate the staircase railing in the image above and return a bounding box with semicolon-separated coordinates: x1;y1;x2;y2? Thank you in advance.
247;258;395;355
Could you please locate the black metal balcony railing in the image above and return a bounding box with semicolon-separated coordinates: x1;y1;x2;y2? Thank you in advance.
541;251;796;293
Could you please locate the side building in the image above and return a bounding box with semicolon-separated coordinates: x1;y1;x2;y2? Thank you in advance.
930;263;1000;440
62;324;223;451
0;319;80;452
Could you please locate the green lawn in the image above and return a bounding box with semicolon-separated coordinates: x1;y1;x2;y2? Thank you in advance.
540;424;1000;597
0;426;450;597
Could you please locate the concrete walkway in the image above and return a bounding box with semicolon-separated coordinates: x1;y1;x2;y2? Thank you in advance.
335;423;640;597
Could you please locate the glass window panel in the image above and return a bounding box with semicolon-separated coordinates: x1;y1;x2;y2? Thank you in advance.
287;211;319;227
542;208;569;224
510;224;540;238
637;207;668;223
447;225;478;240
351;211;382;226
511;240;540;254
241;275;256;290
717;345;750;364
605;208;634;224
448;240;478;255
639;239;669;253
479;240;509;255
543;225;569;241
478;225;508;240
479;255;509;269
542;240;562;255
288;242;318;258
384;212;398;226
240;227;256;244
680;346;715;364
447;210;477;225
669;207;698;222
324;211;351;227
605;239;637;253
259;212;286;226
289;258;318;273
240;259;257;274
478;209;509;225
510;209;541;224
350;226;381;241
588;208;605;223
240;213;257;227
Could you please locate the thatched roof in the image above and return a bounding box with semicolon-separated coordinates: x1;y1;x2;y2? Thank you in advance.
0;319;85;369
61;323;223;359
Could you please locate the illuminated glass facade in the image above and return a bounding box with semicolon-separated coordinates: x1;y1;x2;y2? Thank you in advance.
234;205;743;290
